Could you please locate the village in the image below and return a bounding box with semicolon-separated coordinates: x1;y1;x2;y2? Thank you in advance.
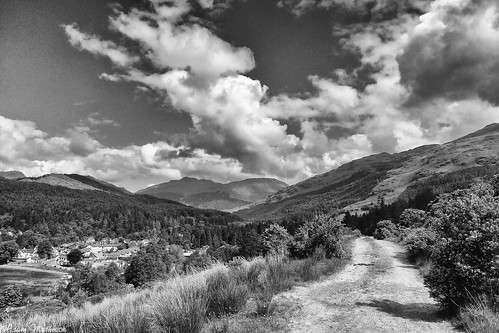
9;236;199;273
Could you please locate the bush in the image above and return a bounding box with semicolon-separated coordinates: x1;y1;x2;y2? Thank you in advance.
206;269;249;317
373;220;399;240
183;252;214;272
398;208;427;228
261;224;292;256
0;285;25;309
291;214;345;258
424;184;499;309
403;227;437;262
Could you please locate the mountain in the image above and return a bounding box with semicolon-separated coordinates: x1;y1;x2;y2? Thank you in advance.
238;123;499;220
0;171;25;180
137;177;288;211
20;174;131;195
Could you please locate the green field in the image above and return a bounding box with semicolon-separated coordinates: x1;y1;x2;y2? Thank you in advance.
0;265;65;296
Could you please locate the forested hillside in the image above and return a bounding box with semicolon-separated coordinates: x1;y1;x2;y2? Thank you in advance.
0;177;241;245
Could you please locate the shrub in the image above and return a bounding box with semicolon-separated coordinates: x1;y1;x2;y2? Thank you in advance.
373;220;399;240
398;208;427;228
424;184;499;309
261;224;291;256
206;269;249;317
403;227;437;262
183;252;214;272
0;285;25;309
291;214;345;258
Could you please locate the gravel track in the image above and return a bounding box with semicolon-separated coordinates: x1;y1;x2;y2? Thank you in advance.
275;237;457;333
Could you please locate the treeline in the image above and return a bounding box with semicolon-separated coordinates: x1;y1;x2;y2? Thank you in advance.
0;177;240;245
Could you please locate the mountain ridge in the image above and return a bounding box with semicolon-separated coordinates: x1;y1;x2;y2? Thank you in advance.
137;177;288;211
237;123;499;220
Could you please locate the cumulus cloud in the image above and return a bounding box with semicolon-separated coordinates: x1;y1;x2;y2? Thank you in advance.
56;0;499;189
108;1;255;83
0;115;264;191
398;0;499;106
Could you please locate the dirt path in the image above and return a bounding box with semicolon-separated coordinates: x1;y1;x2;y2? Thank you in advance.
275;237;456;333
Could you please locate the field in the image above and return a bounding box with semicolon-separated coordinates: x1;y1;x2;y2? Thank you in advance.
0;264;65;296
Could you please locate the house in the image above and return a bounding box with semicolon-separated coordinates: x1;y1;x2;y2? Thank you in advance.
17;248;36;259
101;243;122;253
57;253;70;266
14;249;40;263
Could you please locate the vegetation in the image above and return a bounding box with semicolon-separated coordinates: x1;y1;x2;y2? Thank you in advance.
0;241;19;264
261;224;291;255
373;220;399;240
393;176;499;331
1;244;352;332
0;285;25;310
36;239;53;259
67;248;83;266
424;183;499;310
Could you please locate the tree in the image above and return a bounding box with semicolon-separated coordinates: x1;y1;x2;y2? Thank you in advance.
37;239;53;259
68;263;93;297
67;249;83;266
0;241;19;264
238;229;263;258
425;183;499;309
261;224;291;255
124;243;171;287
16;230;40;248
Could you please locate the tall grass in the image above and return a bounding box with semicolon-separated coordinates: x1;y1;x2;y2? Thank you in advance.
1;249;351;333
148;273;208;333
206;267;249;317
460;295;499;333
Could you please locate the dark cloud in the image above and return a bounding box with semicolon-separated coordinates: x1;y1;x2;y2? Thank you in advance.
156;148;195;159
398;0;499;106
278;0;430;22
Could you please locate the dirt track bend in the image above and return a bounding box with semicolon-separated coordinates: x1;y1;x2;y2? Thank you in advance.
275;236;456;333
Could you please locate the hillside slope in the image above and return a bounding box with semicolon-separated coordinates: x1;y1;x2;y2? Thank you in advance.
238;123;499;220
20;174;131;195
0;171;26;180
138;177;287;211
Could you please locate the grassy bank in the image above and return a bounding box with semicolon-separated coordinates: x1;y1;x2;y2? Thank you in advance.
1;239;354;333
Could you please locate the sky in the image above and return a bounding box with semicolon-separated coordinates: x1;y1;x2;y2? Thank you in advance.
1;0;499;192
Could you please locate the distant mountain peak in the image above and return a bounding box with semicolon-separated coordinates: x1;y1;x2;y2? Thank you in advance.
137;177;287;211
0;170;26;180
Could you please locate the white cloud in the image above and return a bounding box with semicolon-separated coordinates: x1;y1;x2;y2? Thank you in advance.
56;0;499;190
62;24;138;67
109;2;255;83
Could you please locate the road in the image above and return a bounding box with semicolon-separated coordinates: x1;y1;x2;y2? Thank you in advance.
275;237;456;333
